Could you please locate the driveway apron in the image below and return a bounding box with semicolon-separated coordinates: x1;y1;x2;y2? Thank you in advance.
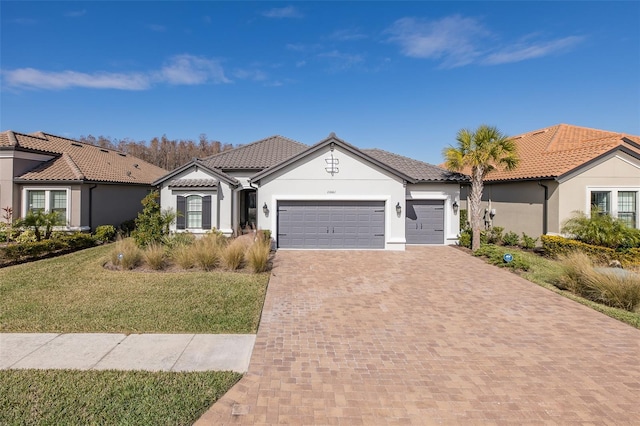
197;246;640;425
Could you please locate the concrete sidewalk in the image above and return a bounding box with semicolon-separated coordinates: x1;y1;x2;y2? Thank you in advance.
0;333;255;373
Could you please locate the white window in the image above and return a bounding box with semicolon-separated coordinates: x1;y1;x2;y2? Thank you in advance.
186;195;202;229
588;188;639;228
24;188;69;224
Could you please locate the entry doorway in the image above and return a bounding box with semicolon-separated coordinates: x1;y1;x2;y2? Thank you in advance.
239;189;257;232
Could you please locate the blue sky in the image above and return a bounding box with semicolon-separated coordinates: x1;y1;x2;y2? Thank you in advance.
1;1;639;164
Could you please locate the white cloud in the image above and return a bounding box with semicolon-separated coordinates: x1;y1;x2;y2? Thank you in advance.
386;15;584;68
484;36;585;65
2;55;230;91
317;50;365;71
386;15;488;68
329;28;367;41
65;10;86;18
234;69;268;81
157;55;230;85
262;6;303;19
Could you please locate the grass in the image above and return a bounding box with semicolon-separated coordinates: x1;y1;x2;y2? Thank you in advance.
472;244;640;329
0;244;269;333
0;369;241;425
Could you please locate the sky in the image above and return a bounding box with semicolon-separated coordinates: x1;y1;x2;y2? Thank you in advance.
1;1;639;165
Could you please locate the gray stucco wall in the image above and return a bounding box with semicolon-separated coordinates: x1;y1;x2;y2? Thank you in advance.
83;184;153;230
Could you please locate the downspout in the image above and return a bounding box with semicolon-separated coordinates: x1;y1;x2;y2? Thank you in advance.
537;181;549;235
216;180;221;231
88;183;97;231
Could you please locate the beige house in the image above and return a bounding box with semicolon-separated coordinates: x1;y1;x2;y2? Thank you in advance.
155;133;467;250
0;131;167;231
460;124;640;237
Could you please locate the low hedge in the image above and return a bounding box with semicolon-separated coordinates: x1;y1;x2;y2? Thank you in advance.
0;233;97;262
541;235;640;266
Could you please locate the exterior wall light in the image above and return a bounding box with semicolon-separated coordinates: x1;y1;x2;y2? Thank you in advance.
452;200;459;214
263;202;269;215
396;202;402;217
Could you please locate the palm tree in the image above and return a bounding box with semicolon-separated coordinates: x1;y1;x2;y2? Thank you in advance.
443;125;519;251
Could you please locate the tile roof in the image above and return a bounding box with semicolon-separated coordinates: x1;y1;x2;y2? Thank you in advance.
452;124;640;182
363;148;467;182
2;130;167;184
168;178;218;188
200;135;307;170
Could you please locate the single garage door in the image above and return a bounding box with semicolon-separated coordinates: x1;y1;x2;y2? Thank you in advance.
406;200;444;244
277;200;385;249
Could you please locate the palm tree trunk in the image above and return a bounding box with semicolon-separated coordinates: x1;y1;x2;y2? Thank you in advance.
469;168;484;251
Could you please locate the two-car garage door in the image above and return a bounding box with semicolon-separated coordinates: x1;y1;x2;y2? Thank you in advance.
277;201;385;249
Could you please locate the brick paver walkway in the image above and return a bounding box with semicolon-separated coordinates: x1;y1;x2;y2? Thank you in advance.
196;247;640;425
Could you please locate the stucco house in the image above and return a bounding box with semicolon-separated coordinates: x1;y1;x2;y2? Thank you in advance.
459;124;640;237
154;133;466;250
0;130;167;231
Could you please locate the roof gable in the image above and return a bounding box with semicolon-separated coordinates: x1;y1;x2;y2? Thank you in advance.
251;133;417;183
2;130;167;184
152;159;239;187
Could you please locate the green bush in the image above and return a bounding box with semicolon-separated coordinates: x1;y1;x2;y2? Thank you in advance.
0;233;95;261
562;210;640;249
131;191;175;247
503;231;520;246
457;228;471;248
94;225;116;242
162;232;196;249
473;244;531;271
541;235;640;267
118;219;136;236
459;209;469;230
487;226;504;245
0;223;7;242
521;233;538;249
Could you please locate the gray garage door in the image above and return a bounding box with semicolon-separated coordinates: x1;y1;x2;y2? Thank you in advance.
406;200;444;244
277;201;385;249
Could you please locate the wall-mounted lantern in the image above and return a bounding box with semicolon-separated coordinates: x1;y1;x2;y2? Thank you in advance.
263;202;269;216
452;200;459;214
396;202;402;217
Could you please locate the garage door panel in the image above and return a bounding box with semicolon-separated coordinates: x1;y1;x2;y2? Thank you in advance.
278;201;385;249
406;200;444;244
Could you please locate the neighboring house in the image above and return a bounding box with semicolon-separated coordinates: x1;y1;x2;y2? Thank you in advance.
0;131;167;231
154;133;466;250
459;124;640;237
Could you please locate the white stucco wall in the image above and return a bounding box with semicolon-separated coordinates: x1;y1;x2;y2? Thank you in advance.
256;146;407;250
158;167;235;235
558;152;640;228
407;183;461;244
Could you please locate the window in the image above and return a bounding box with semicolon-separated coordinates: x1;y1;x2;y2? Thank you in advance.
186;195;202;229
25;189;68;223
588;189;639;229
618;191;637;228
590;191;610;215
28;190;46;214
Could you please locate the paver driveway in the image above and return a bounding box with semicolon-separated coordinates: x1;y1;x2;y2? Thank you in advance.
197;247;640;425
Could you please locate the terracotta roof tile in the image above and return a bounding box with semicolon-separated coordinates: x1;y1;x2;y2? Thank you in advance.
2;130;167;184
168;178;218;188
456;124;640;182
201;135;307;170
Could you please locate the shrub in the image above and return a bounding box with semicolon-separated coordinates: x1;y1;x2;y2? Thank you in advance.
541;235;640;267
557;252;640;311
192;236;222;271
562;210;640;249
131;191;175;247
14;229;37;244
118;219;136;237
246;238;272;273
473;244;531;271
162;232;196;250
457;228;471;248
222;238;249;271
173;245;195;269
521;233;538;249
63;233;96;249
143;243;166;270
503;231;520;246
94;225;116;243
487;226;504;245
459;209;469;230
110;238;142;270
0;222;7;242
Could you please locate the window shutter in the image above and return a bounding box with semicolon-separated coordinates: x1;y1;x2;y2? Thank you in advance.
176;196;186;229
202;195;212;230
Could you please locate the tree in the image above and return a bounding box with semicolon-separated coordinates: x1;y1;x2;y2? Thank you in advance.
443;125;519;251
131;191;175;247
15;210;66;241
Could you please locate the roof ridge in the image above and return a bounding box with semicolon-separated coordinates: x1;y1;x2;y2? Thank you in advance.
201;135;306;161
363;147;434;167
62;153;86;180
3;130;19;146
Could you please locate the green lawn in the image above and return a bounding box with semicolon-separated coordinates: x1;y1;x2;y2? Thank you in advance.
0;244;268;424
0;244;269;333
472;244;640;329
0;369;241;425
